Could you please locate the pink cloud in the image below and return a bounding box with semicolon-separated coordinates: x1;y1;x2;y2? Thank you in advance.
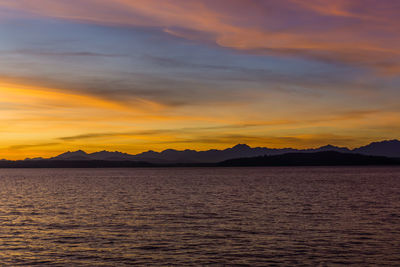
1;0;399;73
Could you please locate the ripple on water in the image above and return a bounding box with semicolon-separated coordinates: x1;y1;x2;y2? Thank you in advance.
0;167;400;265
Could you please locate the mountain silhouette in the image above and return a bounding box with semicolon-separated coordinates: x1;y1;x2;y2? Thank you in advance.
353;140;400;158
42;139;400;163
52;150;89;160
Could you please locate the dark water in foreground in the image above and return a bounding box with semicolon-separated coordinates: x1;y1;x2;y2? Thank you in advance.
1;167;400;266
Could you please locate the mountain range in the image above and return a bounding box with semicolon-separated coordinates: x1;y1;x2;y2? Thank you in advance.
28;139;400;163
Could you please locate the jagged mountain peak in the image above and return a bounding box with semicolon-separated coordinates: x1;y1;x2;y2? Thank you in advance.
47;140;400;162
232;144;251;149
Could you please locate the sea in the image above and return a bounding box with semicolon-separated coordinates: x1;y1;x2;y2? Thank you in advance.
0;167;400;266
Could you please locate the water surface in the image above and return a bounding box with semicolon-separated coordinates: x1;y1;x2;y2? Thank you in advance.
1;167;400;265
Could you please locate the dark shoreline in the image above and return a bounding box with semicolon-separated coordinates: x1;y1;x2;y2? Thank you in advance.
1;151;400;168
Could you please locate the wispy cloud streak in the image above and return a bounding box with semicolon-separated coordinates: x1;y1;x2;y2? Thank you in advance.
1;0;399;73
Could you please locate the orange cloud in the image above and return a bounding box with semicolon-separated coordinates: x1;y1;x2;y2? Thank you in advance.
1;1;400;159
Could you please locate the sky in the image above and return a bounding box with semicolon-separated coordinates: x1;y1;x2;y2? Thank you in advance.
0;0;400;159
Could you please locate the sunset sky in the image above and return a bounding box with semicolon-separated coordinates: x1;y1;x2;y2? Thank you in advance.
1;0;400;159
